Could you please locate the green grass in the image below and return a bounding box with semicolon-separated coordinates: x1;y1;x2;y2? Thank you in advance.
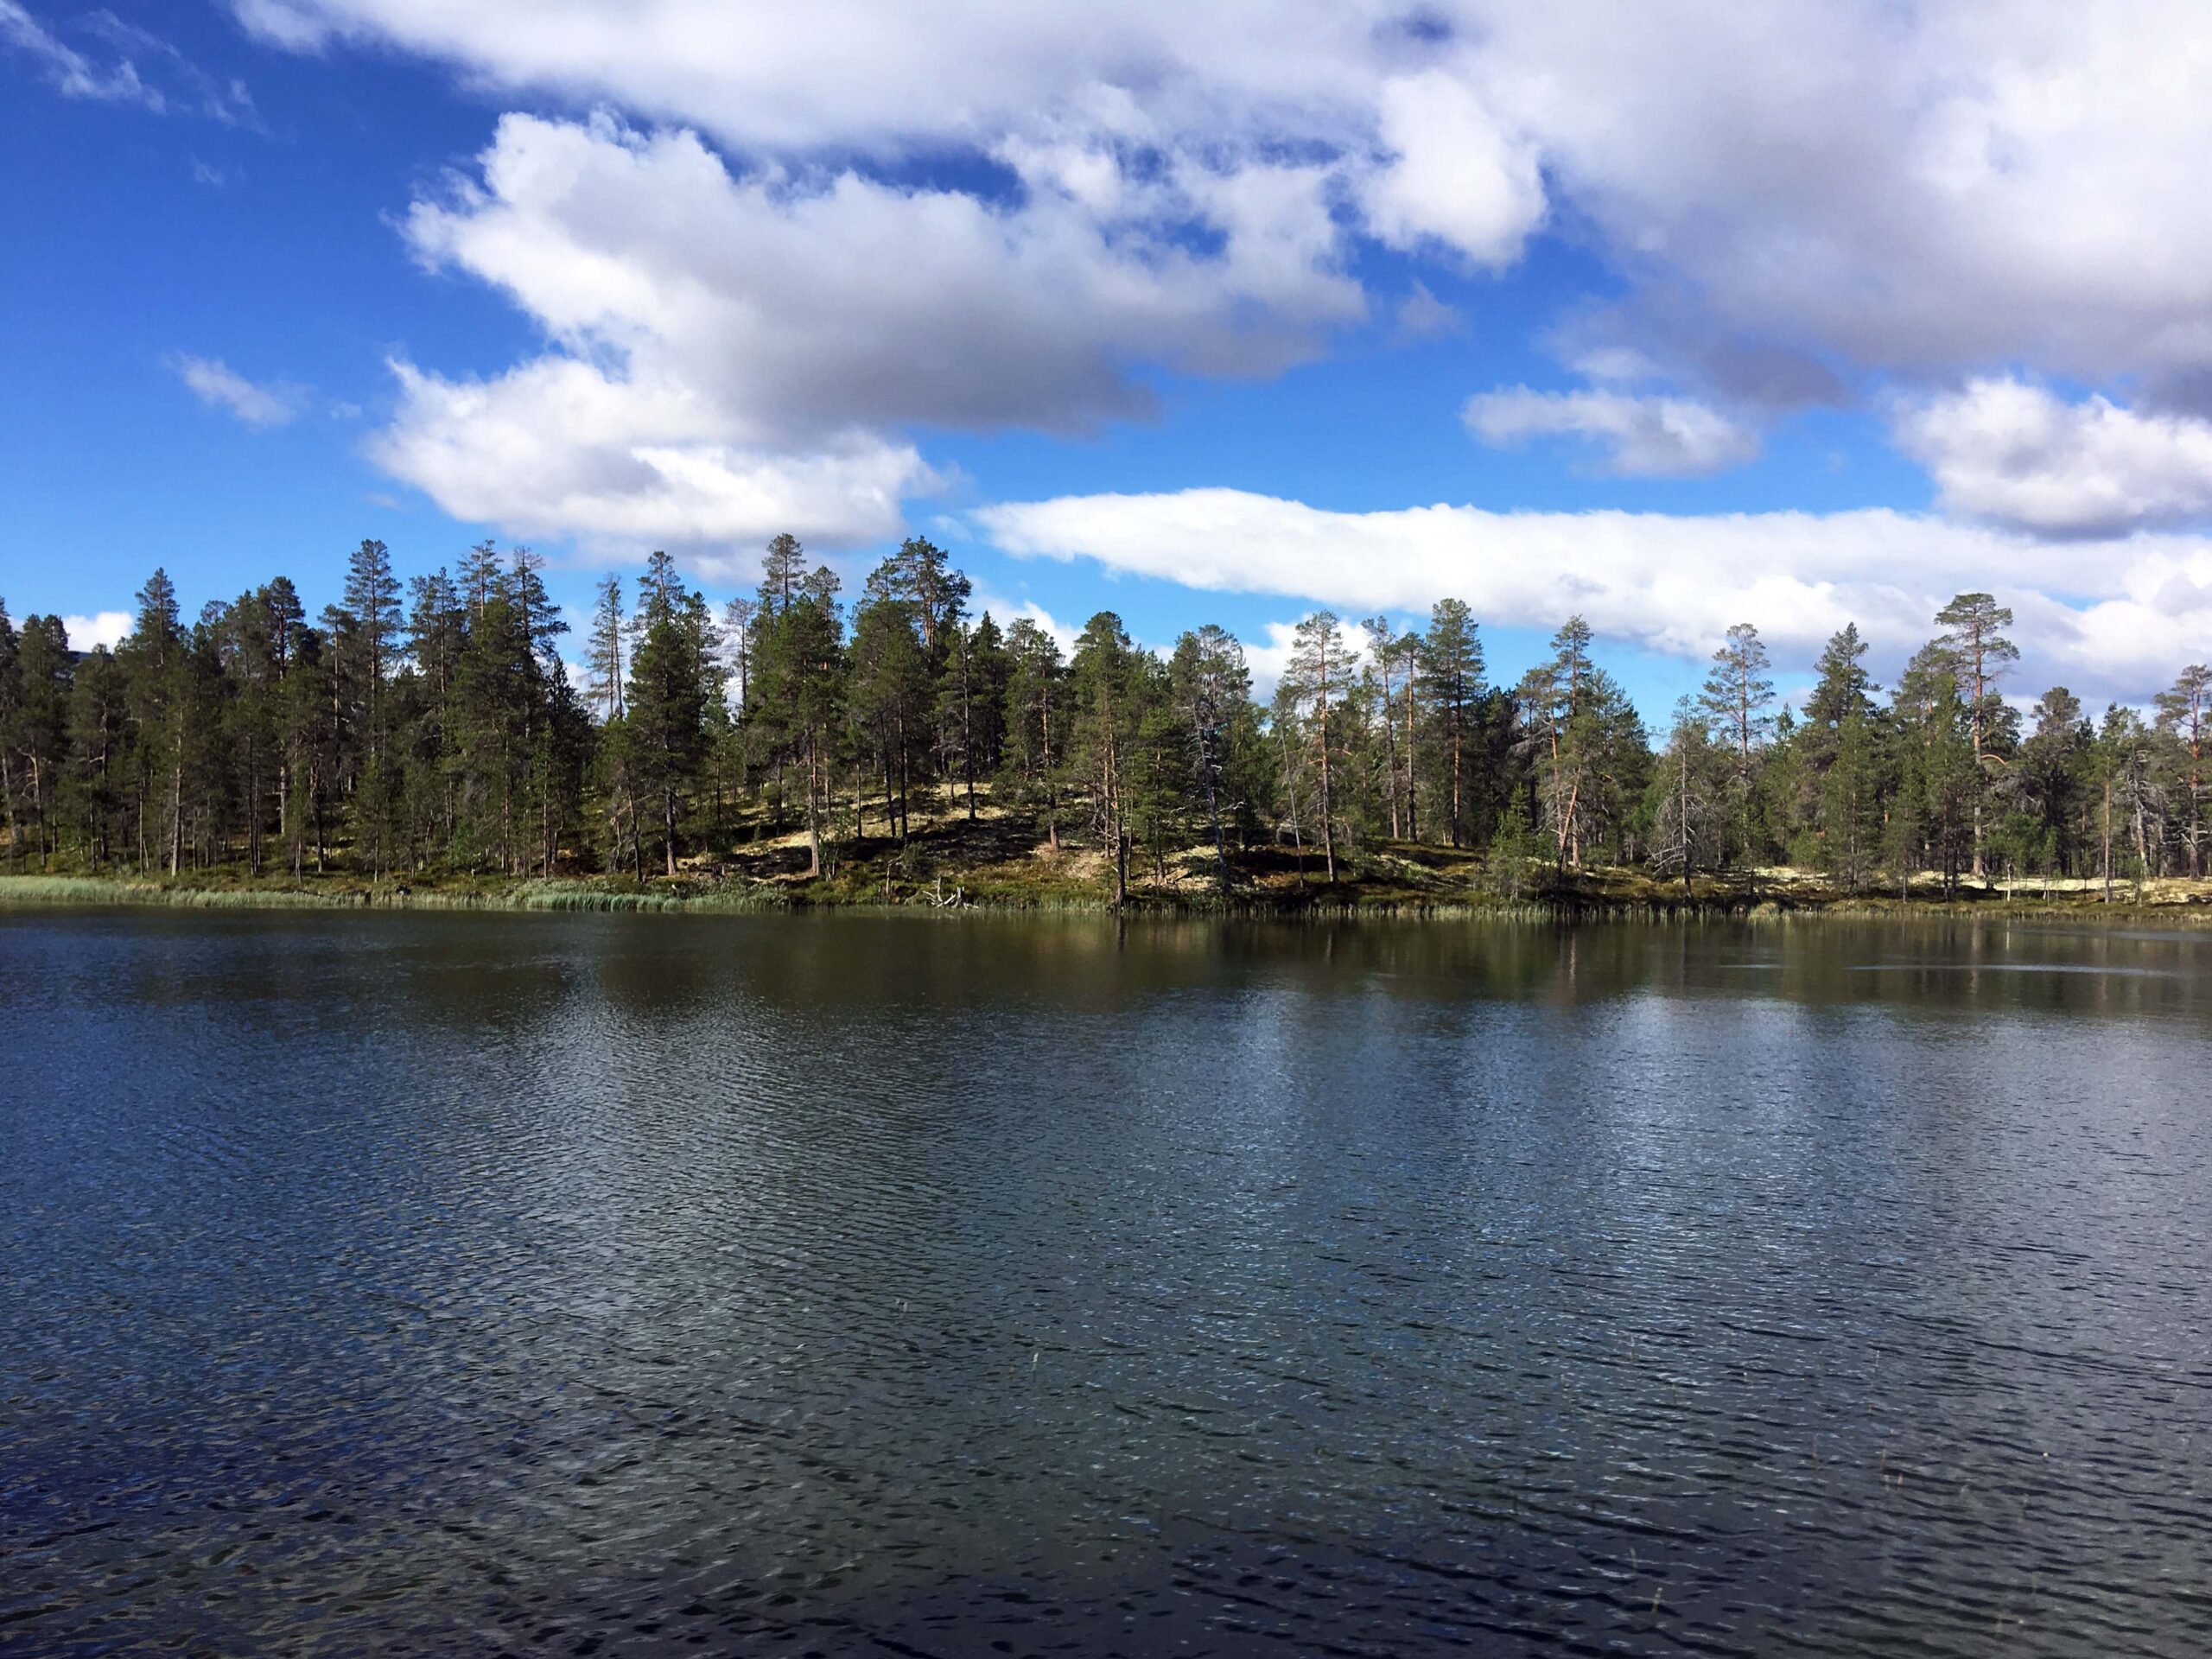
4;827;2208;925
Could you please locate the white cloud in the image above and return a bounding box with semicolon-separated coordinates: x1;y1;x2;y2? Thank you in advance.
169;355;303;428
976;487;2212;700
373;358;936;560
1897;378;2212;537
2;0;159;105
1361;70;1543;265
372;111;1359;551
60;610;132;652
231;3;2212;543
3;3;255;119
81;12;259;124
234;2;2212;384
1242;616;1378;700
1395;281;1461;340
1465;387;1758;477
967;582;1080;661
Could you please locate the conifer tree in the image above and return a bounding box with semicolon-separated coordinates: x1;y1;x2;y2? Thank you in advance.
622;553;712;876
0;602;19;864
343;538;402;764
1283;610;1356;882
2155;664;2210;874
1650;701;1726;893
1070;612;1146;906
1700;622;1777;761
1934;593;2020;877
1418;600;1483;848
1001;619;1065;851
1168;623;1249;892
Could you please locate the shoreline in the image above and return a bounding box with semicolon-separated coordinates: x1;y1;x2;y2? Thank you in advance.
3;871;2208;925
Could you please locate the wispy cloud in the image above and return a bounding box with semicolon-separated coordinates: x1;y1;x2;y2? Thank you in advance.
2;3;257;122
2;0;159;106
1395;282;1461;341
1465;386;1760;478
169;354;305;428
84;10;260;124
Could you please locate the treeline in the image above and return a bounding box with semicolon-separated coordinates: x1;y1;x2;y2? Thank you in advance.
0;534;2205;897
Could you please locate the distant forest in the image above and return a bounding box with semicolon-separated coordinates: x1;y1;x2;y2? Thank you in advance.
0;534;2206;899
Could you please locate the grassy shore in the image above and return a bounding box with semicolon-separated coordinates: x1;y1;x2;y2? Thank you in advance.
3;807;2208;923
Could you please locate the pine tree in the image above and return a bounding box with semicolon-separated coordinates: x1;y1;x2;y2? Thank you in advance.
625;552;712;877
1804;623;1878;732
1418;600;1483;848
1820;707;1885;892
1168;623;1249;892
1000;619;1065;852
0;601;19;864
1700;622;1777;760
1069;612;1146;906
1934;593;2020;878
343;537;402;767
2155;664;2210;875
848;593;931;841
944;613;1008;822
757;532;808;615
585;576;627;721
750;570;844;877
1282;610;1356;882
1650;700;1726;893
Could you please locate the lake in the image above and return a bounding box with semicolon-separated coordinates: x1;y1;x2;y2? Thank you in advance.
2;909;2208;1656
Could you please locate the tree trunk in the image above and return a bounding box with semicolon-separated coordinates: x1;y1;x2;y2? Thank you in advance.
1404;683;1419;844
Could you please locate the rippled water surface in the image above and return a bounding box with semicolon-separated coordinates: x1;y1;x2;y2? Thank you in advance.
3;911;2209;1657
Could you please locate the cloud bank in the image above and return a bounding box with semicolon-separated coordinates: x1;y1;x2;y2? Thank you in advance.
976;488;2212;701
215;0;2212;623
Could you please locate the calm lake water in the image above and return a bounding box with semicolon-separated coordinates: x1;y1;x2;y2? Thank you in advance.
2;910;2209;1657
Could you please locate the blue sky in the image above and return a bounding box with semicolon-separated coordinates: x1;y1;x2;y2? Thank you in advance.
5;2;2210;713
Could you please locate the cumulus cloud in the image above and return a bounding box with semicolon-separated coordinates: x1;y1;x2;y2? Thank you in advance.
373;359;936;562
169;355;303;428
234;2;2212;383
1360;70;1543;265
1465;387;1759;477
975;487;2212;700
374;111;1359;550
231;3;2212;547
966;582;1081;660
1897;378;2212;537
1240;617;1381;700
60;611;132;652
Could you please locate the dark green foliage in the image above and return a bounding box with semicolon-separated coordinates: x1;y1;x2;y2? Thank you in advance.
6;549;2206;901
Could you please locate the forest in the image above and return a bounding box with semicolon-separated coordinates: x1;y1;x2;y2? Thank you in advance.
0;532;2206;907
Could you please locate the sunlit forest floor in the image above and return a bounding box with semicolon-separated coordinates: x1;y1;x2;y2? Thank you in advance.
4;791;2209;919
